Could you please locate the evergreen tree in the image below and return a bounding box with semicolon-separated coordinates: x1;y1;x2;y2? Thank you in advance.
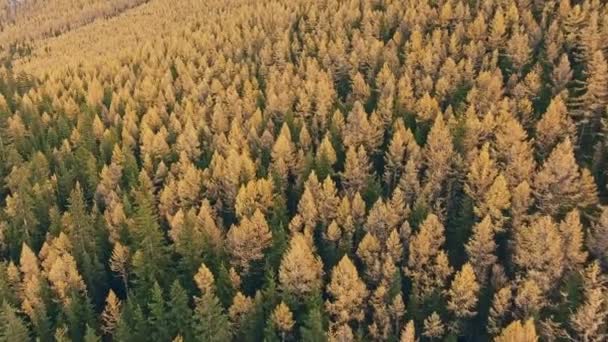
167;280;193;341
193;292;232;342
148;282;169;342
0;301;30;342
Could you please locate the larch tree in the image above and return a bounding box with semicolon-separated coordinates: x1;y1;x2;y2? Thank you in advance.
533;138;586;216
494;319;538;342
325;255;368;328
278;233;324;299
465;143;498;204
569;261;608;342
582;50;608;125
109;242;130;292
384;125;408;190
535;95;576;158
101;289;121;336
558;210;587;271
422;312;445;340
422;114;454;207
343;101;373;151
400;320;415;342
272;302;295;341
488;286;514;335
551;54;573;94
514;278;544;320
228;292;253;328
513;216;564;292
341;145;371;196
271;123;297;181
494;109;536;187
318;176;340;225
448;263;479;318
226;209;272;272
447;263;480;333
316;134;337;173
405;213;453;299
476;173;511;229
588;206;608;267
465;216;497;284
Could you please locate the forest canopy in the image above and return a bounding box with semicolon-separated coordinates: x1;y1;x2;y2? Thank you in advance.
0;0;608;341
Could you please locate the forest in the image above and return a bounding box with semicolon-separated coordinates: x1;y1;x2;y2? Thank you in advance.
0;0;607;341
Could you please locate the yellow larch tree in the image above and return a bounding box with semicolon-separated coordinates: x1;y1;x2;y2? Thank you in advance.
226;209;272;272
447;263;480;321
272;302;295;340
279;233;323;298
405;213;453;299
513;216;564;293
101;289;121;336
495;319;538;342
465;216;497;284
325;255;368;327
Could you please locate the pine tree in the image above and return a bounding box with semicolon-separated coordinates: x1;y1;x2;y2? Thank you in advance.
130;172;170;293
193;266;232;342
300;295;327;342
0;301;30;342
114;299;147;341
84;325;100;342
148;282;169;341
167;280;192;341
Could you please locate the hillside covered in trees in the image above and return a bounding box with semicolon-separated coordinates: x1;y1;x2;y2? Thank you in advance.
0;0;608;341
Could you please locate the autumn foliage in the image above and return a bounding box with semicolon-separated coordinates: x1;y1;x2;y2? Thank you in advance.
0;0;608;341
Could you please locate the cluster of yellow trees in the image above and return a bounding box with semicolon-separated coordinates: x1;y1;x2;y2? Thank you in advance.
0;0;147;46
0;0;607;341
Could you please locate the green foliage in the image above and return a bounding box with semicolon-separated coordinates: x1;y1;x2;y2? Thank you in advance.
0;301;30;342
193;292;232;342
